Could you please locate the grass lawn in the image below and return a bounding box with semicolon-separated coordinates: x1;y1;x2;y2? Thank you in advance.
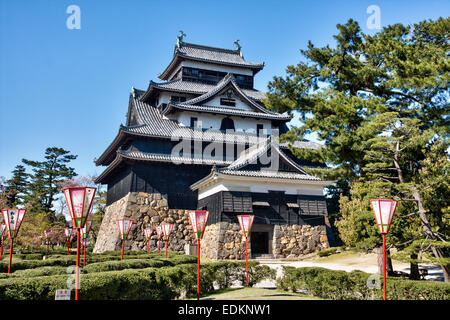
192;287;322;300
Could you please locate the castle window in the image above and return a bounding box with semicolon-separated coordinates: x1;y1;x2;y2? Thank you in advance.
257;124;264;137
220;117;235;131
190;117;198;128
171;96;186;103
220;98;236;107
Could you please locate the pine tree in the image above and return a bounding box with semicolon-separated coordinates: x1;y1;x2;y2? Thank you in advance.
5;164;29;207
22;147;78;219
264;17;449;280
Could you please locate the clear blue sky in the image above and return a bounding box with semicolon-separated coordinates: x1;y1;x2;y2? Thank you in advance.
1;0;448;180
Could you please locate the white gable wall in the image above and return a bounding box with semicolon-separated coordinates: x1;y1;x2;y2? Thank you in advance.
171;111;272;134
206;94;254;111
198;180;325;200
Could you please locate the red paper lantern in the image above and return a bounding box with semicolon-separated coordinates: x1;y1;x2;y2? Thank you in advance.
237;215;255;288
156;225;163;254
64;228;73;255
118;219;133;260
2;209;27;274
188;210;209;240
63;187;96;229
143;228;154;253
370;199;398;234
62;186;96;300
237;215;255;238
2;209;26;239
118;219;133;239
80;223;91;267
64;228;73;239
161;223;174;259
188;210;210;300
144;228;154;240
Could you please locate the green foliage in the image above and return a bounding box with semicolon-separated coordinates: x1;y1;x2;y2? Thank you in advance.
317;247;338;257
277;266;450;300
0;252;275;300
264;16;450;278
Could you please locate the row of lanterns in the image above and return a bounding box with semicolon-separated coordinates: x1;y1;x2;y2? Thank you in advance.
0;189;397;301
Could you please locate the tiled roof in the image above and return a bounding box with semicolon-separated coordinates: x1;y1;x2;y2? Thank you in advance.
180;74;285;118
225;136;309;175
177;43;264;68
94;148;231;184
159;42;264;80
95;96;269;166
217;169;321;181
164;103;291;121
121;149;232;166
280;140;323;150
139;79;266;103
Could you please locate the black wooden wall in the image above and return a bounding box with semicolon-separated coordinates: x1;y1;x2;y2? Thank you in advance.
198;191;327;227
106;161;212;208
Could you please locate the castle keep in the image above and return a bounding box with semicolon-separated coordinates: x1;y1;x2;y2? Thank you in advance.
93;36;333;259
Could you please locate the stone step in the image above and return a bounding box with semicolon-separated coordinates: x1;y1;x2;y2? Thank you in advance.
252;254;274;259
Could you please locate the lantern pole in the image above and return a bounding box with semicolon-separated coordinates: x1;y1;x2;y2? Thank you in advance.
165;236;168;259
382;233;387;300
83;238;87;267
75;228;80;300
8;238;14;274
245;236;249;287
0;236;3;260
147;239;150;253
197;238;200;300
121;239;125;260
157;237;160;254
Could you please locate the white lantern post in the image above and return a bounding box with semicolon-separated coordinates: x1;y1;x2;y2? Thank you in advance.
81;222;91;267
143;228;154;253
161;223;174;259
370;199;398;300
1;209;27;274
64;228;73;255
156;225;163;254
62;186;96;300
237;215;255;287
118;219;133;260
188;210;210;300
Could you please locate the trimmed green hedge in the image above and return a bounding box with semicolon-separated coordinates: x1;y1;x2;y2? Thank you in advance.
0;259;275;300
277;266;450;300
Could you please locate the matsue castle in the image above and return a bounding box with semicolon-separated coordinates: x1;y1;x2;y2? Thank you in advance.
93;34;335;259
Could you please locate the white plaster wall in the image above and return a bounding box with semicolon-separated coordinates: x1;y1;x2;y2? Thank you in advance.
171;111;272;134
206;95;254;111
198;180;325;200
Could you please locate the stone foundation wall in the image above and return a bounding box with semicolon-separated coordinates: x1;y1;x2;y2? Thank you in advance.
272;224;329;259
93;192;195;253
201;222;248;260
94;192;330;259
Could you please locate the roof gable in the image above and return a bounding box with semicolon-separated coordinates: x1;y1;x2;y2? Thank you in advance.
182;74;283;116
159;42;264;80
224;137;309;175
